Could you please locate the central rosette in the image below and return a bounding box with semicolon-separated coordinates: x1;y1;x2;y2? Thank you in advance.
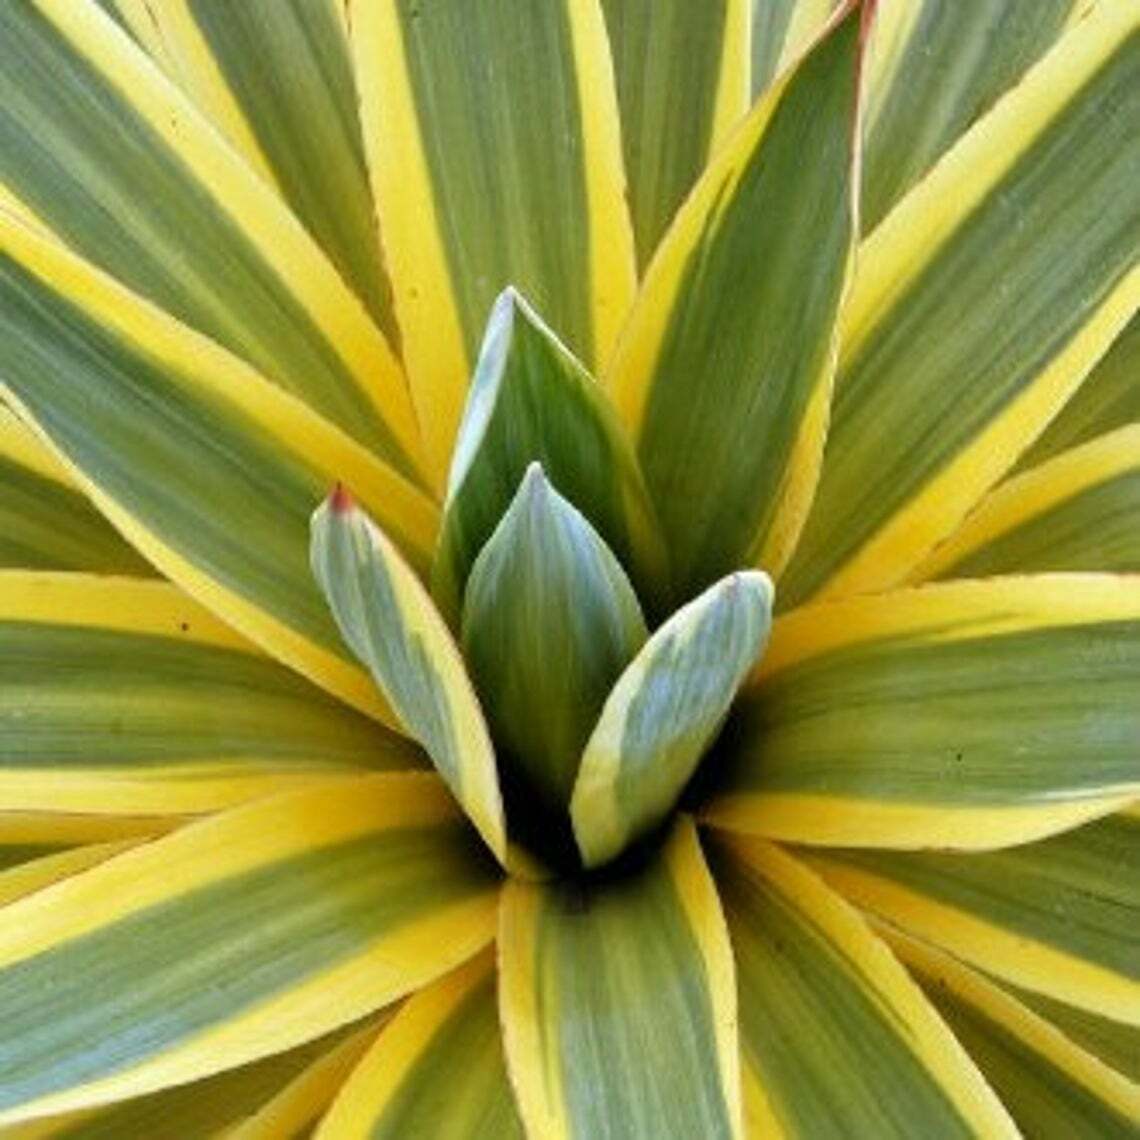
312;289;773;875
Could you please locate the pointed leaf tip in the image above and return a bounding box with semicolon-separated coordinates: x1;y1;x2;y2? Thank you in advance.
329;482;355;514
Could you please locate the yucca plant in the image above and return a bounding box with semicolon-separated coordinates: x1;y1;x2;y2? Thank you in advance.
0;0;1136;1135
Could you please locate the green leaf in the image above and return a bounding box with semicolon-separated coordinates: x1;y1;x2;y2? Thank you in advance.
461;465;646;867
318;953;524;1140
311;492;507;862
0;407;151;575
572;570;772;869
780;5;1140;608
1016;311;1140;472
709;834;1017;1139
0;571;423;818
605;1;862;599
805;811;1140;1023
351;0;636;484
913;426;1140;580
0;226;436;723
0;776;499;1126
432;289;666;621
861;0;1079;233
601;0;749;271
0;0;422;474
128;0;397;342
499;818;742;1139
891;927;1140;1140
707;575;1140;850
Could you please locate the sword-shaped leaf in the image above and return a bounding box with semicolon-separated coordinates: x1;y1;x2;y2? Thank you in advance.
606;1;864;599
462;465;646;866
432;290;666;621
572;570;772;868
351;0;636;483
311;492;507;863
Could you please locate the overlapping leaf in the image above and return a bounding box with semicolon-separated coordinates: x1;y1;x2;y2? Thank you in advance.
351;0;636;483
0;223;437;722
707;576;1140;849
0;0;422;473
606;1;863;599
499;818;741;1139
710;834;1018;1138
782;4;1140;607
0;776;499;1126
0;572;422;817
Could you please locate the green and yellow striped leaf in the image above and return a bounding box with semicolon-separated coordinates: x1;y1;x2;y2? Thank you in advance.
0;222;438;722
462;465;646;867
311;494;507;863
317;952;523;1140
706;575;1140;850
606;1;862;599
0;0;422;474
3;1020;383;1140
601;0;749;270
781;3;1140;609
431;290;666;621
888;927;1140;1138
123;0;397;340
499;817;741;1140
226;1021;385;1140
0;841;139;909
861;0;1083;233
913;425;1140;580
749;0;837;98
992;969;1140;1083
0;572;423;818
805;810;1140;1023
709;834;1018;1139
0;774;500;1126
351;0;636;484
1016;310;1140;472
572;571;772;869
0;407;150;575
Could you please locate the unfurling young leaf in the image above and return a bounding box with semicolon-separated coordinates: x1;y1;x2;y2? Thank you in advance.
462;463;647;867
432;288;667;623
572;570;773;867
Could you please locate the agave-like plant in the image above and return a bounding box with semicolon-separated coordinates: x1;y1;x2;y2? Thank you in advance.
0;0;1137;1135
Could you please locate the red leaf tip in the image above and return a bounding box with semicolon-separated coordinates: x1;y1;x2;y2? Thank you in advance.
330;482;355;514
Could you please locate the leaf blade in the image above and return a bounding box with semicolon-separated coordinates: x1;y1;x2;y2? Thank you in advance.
0;571;423;817
311;495;507;862
804;811;1140;1023
606;1;863;598
133;0;398;340
499;817;742;1140
887;926;1140;1139
709;834;1018;1139
432;290;666;621
462;465;646;866
706;575;1140;850
0;775;500;1126
572;571;772;868
781;5;1140;607
0;0;423;474
352;0;636;483
602;0;749;270
912;425;1140;580
0;223;438;722
317;952;523;1140
0;408;151;575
